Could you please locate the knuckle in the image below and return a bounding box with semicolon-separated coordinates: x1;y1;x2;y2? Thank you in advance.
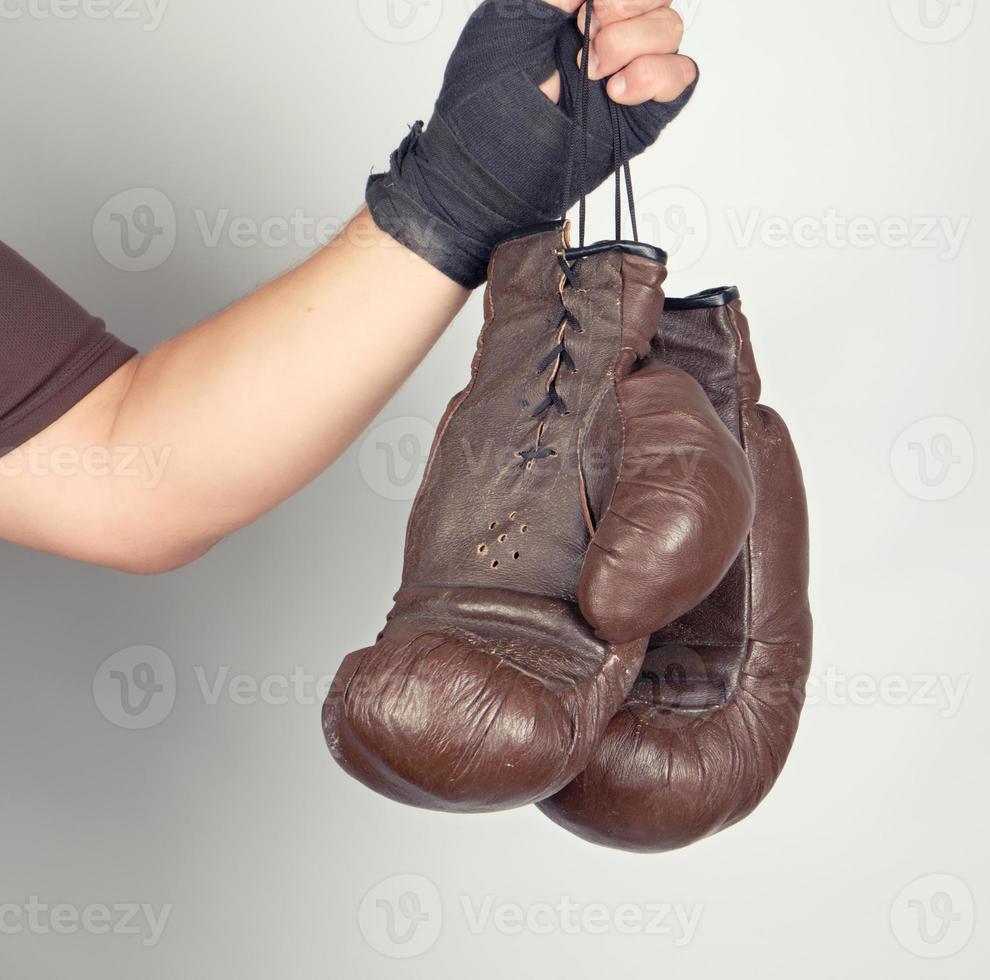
628;56;657;89
648;58;670;91
609;0;646;18
594;25;623;62
632;56;683;99
592;0;623;22
654;5;685;37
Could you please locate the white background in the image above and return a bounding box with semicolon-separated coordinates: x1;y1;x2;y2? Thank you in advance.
0;0;987;976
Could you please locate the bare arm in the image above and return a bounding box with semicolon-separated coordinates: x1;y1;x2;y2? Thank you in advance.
0;0;694;574
0;210;467;573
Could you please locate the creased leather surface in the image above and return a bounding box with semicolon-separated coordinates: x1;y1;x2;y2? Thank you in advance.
323;230;755;814
539;298;813;851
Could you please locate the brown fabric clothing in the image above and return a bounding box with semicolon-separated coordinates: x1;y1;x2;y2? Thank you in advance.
0;241;136;457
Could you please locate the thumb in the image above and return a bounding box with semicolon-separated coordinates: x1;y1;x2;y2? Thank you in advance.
541;0;584;11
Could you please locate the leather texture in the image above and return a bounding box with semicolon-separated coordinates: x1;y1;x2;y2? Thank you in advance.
539;295;813;852
323;227;755;813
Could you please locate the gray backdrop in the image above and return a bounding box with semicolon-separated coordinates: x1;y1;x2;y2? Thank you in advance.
0;0;986;977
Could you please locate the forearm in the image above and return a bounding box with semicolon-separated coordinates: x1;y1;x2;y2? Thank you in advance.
0;0;694;573
1;209;467;571
113;207;466;532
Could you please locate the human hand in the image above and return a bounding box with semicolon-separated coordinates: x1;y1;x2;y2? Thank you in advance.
539;0;696;106
365;0;698;289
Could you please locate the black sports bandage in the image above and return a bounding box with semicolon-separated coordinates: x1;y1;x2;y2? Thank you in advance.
366;0;695;288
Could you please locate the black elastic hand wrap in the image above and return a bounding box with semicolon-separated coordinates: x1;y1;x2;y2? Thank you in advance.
366;0;696;289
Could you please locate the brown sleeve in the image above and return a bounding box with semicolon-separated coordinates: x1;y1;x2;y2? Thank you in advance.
0;240;137;458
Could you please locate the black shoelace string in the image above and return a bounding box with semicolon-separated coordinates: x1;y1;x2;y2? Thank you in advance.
517;257;583;469
521;0;638;470
560;0;640;246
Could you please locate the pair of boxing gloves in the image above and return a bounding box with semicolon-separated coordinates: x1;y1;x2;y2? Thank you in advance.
323;224;813;853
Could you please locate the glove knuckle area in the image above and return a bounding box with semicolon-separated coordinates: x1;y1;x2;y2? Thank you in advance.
539;636;811;853
324;589;647;812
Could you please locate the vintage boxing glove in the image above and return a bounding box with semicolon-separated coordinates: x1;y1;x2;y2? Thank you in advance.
539;288;813;851
323;228;755;813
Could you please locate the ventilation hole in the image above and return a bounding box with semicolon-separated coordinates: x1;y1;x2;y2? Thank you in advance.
513;552;520;560
489;522;497;530
477;544;488;556
491;560;500;569
509;512;518;520
498;534;508;543
520;525;529;533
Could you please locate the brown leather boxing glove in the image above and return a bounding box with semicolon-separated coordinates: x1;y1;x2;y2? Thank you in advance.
539;288;813;851
322;227;755;814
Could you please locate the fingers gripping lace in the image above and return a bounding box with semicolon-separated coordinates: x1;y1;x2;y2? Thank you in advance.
561;0;640;247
